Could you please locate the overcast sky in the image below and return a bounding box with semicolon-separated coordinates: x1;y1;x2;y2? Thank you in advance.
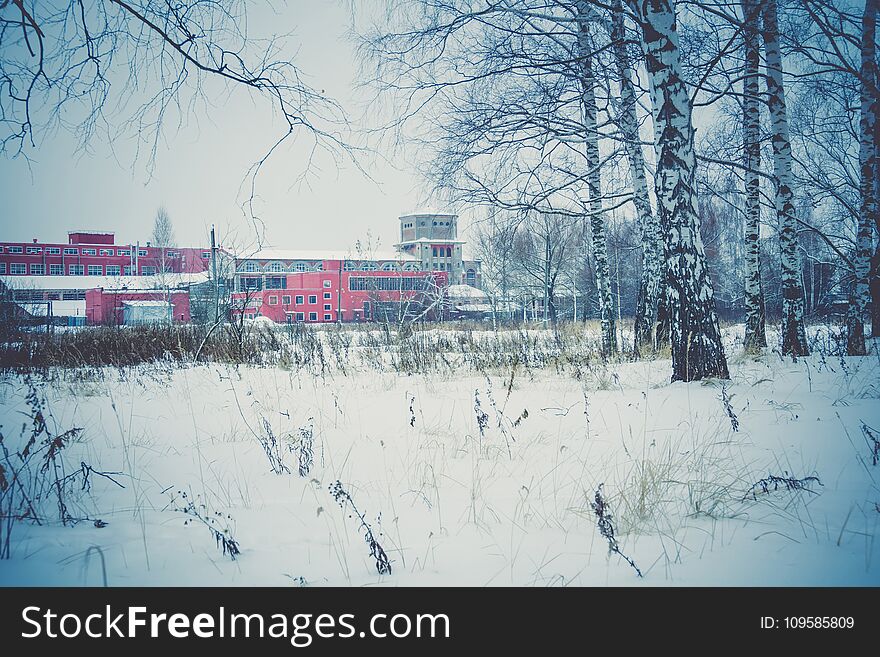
0;2;468;255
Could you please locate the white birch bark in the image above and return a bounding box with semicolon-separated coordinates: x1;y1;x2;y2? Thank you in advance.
610;0;663;354
742;0;767;352
847;0;877;355
576;3;617;355
635;0;729;381
762;0;809;356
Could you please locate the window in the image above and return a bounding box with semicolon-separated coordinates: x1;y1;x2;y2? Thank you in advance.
308;312;318;322
202;252;211;259
308;295;317;304
241;277;261;290
83;248;97;255
360;262;377;271
46;247;60;255
313;262;323;271
323;280;331;288
323;292;331;299
0;246;3;252
88;265;102;276
0;263;6;274
265;276;286;290
381;262;398;271
363;301;371;318
117;249;130;256
47;293;60;300
244;261;259;273
141;266;156;275
349;275;432;291
294;262;308;272
295;295;304;305
295;312;304;322
100;248;113;256
69;264;84;275
166;251;178;258
324;314;332;321
30;264;45;275
344;261;357;271
63;291;85;300
446;247;452;257
282;295;291;305
268;295;278;306
8;246;23;254
49;264;63;275
324;304;331;311
123;266;133;275
404;262;420;271
10;263;25;274
432;247;438;257
266;262;284;273
26;246;42;254
139;249;148;257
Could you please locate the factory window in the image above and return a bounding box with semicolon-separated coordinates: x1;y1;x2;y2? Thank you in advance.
123;266;133;275
106;265;121;276
244;261;259;272
295;312;304;322
10;263;25;274
308;312;317;322
308;295;317;304
344;261;357;271
88;265;102;276
324;314;332;321
323;280;331;288
266;262;284;273
27;246;42;254
69;264;84;275
268;296;278;306
294;262;308;272
432;247;438;257
83;248;96;255
282;295;291;305
63;248;77;255
139;249;148;257
349;275;432;291
381;262;398;271
30;264;45;275
265;276;286;290
8;246;23;253
100;248;113;256
46;247;60;255
324;304;331;311
323;292;331;299
50;264;65;276
295;295;304;305
117;249;130;256
141;266;156;275
360;262;377;271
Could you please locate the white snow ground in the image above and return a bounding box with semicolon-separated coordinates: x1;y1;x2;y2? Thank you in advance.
0;325;878;586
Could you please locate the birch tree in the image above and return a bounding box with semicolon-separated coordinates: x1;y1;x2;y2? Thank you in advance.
633;0;729;381
847;0;878;355
742;0;767;352
577;3;617;354
610;0;663;354
763;0;810;356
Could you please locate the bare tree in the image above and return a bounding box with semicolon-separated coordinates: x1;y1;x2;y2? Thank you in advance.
632;0;729;381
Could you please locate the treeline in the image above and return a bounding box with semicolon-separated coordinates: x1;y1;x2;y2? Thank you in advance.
359;0;880;380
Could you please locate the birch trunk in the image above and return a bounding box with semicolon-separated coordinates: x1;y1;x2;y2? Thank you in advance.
636;0;729;381
576;5;617;355
742;0;767;352
762;0;809;356
847;0;878;355
611;0;663;355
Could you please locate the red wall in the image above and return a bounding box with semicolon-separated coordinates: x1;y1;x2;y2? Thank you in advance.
232;268;448;323
86;289;191;325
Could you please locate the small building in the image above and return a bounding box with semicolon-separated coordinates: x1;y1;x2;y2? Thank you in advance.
87;289;190;325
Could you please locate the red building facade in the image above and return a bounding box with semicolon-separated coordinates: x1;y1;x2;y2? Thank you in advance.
231;263;448;323
0;231;211;278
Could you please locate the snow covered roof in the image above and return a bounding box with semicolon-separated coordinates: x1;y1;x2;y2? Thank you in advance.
399;209;457;218
1;272;211;291
242;249;418;262
396;238;465;245
19;301;86;317
446;284;488;299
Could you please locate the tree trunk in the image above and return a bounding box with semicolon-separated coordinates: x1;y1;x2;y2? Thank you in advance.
742;0;767;352
762;0;810;356
636;0;729;381
611;0;663;355
577;6;617;355
848;0;878;355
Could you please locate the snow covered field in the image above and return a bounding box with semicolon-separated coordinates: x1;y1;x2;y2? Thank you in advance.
1;325;878;586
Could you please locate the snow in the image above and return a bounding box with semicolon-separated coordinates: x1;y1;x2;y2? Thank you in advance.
2;272;211;291
0;325;878;587
240;249;419;263
446;284;488;299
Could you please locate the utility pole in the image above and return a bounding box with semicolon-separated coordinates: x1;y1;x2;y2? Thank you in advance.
211;225;219;323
